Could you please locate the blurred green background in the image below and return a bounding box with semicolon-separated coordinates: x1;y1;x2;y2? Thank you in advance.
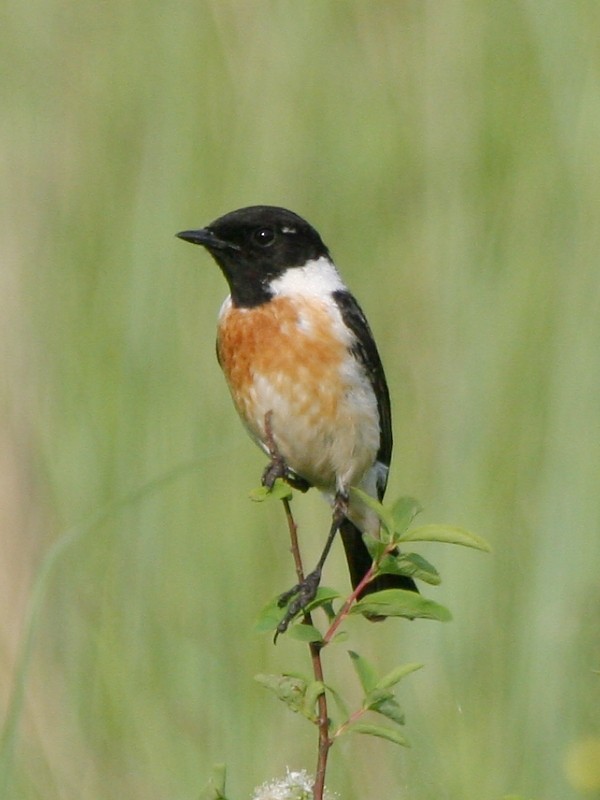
1;2;600;798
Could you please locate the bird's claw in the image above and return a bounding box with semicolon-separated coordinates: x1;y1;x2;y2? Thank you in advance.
261;456;287;489
275;570;322;638
262;458;310;493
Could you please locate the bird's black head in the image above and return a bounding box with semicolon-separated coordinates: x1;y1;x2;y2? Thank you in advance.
176;206;330;307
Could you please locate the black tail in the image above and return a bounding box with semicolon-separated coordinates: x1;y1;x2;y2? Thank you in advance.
340;517;418;597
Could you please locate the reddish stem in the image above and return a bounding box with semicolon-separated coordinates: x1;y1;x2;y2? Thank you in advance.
322;564;377;645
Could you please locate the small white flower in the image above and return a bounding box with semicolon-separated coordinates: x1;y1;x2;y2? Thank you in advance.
251;768;337;800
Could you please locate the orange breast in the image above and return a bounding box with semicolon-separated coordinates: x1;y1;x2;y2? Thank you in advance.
218;296;344;414
216;295;379;490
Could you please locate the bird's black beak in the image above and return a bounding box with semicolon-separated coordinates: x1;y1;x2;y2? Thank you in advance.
176;228;238;252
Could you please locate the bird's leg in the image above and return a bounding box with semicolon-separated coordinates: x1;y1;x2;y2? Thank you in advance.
276;491;348;635
261;411;310;492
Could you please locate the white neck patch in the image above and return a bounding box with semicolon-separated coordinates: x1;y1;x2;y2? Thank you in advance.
269;256;347;300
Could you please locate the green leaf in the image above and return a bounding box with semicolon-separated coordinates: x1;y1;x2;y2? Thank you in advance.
349;487;395;535
325;682;350;719
303;680;326;722
255;587;340;633
304;586;341;613
378;552;441;585
374;662;424;691
288;623;323;643
349;722;410;747
350;589;452;622
398;524;491;552
249;478;293;502
255;596;286;632
362;531;388;561
202;763;229;800
348;650;379;693
390;496;423;536
367;693;405;726
330;630;349;644
254;673;314;719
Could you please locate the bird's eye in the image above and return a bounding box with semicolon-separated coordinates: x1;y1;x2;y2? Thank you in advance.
253;227;276;247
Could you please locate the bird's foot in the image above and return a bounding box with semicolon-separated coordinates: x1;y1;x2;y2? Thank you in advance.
261;454;287;489
275;569;322;637
261;456;310;493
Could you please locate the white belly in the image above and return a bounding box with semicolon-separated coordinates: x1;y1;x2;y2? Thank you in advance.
247;359;381;493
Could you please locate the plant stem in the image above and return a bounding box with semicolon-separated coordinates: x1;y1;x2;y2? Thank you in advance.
322;563;377;646
281;497;305;586
281;497;331;800
323;536;403;646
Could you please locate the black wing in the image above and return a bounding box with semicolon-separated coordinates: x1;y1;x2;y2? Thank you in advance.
333;290;392;499
333;291;416;596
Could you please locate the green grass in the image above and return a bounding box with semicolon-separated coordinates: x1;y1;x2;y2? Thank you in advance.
2;2;600;798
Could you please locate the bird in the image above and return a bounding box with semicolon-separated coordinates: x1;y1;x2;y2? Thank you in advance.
176;206;417;632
